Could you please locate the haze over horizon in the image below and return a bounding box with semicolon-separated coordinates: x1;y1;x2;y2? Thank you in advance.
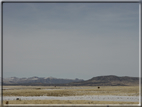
3;3;139;80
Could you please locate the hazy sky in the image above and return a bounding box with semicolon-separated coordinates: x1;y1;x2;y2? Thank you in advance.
3;3;139;80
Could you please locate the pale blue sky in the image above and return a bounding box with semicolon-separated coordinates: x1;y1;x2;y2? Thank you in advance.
3;3;139;80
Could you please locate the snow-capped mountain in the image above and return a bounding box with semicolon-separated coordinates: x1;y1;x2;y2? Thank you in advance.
3;76;84;85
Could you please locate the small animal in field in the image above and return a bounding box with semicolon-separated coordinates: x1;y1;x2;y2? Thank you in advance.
98;86;100;89
16;98;20;100
5;101;9;104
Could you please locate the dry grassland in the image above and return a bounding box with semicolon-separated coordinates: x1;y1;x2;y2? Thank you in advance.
3;86;139;96
3;100;139;104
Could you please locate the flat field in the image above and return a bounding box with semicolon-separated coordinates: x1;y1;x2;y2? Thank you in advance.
3;85;139;104
3;100;139;104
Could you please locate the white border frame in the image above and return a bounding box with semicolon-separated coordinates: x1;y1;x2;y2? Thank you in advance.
1;0;141;107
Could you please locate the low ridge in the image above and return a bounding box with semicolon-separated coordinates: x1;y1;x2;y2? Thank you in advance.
3;75;139;86
68;75;139;86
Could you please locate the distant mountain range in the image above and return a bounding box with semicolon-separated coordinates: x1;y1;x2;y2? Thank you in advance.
3;76;84;85
3;75;139;86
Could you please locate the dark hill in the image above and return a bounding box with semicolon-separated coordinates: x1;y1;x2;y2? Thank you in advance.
68;75;139;86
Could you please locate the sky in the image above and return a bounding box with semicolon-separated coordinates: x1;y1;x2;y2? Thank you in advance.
3;3;139;80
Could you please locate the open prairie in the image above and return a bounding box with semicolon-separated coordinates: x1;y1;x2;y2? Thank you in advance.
3;85;139;104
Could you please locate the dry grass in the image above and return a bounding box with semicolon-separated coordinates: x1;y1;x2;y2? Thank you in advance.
3;100;139;104
3;86;139;96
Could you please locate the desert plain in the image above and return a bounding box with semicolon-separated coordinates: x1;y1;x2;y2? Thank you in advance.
2;85;139;105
